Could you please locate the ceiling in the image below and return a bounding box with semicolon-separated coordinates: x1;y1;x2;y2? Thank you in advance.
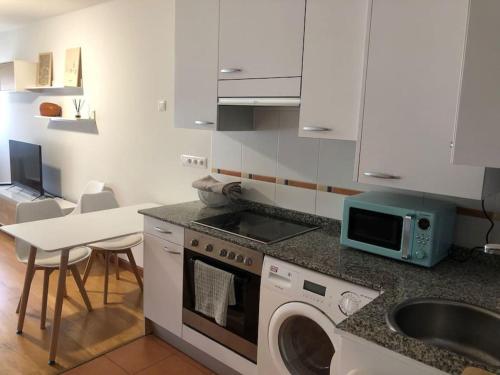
0;0;113;32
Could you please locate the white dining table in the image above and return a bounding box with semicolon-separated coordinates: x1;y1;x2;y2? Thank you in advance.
0;203;157;365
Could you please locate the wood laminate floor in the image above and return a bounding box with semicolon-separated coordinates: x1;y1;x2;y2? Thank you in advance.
0;231;145;374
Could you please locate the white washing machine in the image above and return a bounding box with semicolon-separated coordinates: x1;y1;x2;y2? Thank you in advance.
257;256;380;375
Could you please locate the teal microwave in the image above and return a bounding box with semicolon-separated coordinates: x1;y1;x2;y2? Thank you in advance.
340;192;456;267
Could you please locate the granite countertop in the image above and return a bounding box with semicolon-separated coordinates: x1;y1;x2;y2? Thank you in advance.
139;201;500;375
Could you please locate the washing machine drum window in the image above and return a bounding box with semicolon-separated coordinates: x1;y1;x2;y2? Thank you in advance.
279;316;334;374
269;302;337;375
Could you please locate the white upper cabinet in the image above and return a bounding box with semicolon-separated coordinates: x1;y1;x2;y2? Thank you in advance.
299;0;371;141
218;0;305;81
174;0;219;130
356;0;496;200
452;0;500;169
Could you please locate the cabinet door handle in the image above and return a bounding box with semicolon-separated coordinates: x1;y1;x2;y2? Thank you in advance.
220;68;242;73
363;172;401;180
154;226;172;234
302;126;332;132
194;120;215;126
164;246;181;255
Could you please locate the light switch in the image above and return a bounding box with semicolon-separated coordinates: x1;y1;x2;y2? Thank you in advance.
158;100;167;112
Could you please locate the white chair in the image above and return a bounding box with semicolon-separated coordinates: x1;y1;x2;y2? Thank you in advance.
15;199;93;329
70;180;106;215
80;191;143;304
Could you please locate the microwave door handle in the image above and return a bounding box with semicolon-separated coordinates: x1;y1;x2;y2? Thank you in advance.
401;215;415;259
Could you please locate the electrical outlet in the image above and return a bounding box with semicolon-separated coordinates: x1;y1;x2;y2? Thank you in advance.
181;154;208;169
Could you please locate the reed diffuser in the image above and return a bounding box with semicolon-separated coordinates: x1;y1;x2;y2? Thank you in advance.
73;98;85;119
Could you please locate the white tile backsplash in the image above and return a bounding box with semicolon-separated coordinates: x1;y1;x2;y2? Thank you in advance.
318;139;358;188
316;191;345;220
241;109;280;176
211;108;500;249
276;184;317;214
277;110;320;182
212;131;243;171
241;178;276;205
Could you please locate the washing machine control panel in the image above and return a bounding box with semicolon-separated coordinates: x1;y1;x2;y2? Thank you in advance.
262;257;381;324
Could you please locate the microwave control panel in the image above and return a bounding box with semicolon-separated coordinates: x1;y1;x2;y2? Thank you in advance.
414;214;433;260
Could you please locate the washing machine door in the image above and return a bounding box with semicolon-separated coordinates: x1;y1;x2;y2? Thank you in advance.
268;302;337;375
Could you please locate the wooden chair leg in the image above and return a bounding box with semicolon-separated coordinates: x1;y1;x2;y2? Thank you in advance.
125;249;143;291
17;247;37;334
82;250;95;286
104;252;110;304
40;269;52;329
48;249;69;365
115;253;120;280
69;265;92;312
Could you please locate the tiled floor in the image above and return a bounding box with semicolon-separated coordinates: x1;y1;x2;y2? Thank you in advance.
65;335;215;374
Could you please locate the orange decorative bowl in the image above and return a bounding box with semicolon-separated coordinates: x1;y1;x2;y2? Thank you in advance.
40;102;62;117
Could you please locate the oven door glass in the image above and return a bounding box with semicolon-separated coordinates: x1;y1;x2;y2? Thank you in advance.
347;207;403;250
183;249;260;346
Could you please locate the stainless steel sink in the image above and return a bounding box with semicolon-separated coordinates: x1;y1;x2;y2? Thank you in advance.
386;298;500;367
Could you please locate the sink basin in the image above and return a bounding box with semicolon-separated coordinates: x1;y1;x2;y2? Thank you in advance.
386;298;500;367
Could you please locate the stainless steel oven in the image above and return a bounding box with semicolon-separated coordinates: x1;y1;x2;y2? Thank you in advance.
183;229;263;363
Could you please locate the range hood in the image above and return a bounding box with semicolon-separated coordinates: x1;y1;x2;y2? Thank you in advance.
218;97;300;107
216;76;301;130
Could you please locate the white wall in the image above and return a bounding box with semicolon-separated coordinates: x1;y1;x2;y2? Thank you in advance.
0;0;212;207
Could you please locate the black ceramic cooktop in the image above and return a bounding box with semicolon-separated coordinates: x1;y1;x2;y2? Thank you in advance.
192;210;319;244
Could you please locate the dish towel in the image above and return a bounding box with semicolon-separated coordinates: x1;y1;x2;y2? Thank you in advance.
194;260;236;327
192;175;242;200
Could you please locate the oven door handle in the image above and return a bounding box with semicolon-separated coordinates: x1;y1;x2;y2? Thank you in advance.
401;215;415;260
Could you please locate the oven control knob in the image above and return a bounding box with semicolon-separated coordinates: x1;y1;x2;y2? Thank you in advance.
205;244;214;252
236;254;244;263
338;292;361;317
219;249;228;257
227;251;236;260
244;257;253;266
190;239;199;247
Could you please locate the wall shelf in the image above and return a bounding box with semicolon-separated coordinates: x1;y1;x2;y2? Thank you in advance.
34;115;95;123
25;86;83;95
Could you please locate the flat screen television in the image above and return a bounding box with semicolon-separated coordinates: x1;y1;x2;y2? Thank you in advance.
9;140;44;195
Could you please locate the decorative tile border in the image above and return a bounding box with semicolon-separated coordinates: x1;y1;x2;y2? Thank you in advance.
212;168;497;220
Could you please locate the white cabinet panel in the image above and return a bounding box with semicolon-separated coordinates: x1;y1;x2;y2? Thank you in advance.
218;0;305;80
452;0;500;168
144;216;184;245
144;233;183;337
174;0;218;130
299;0;371;141
356;0;487;199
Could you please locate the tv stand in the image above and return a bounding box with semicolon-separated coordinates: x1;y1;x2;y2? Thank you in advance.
0;185;76;225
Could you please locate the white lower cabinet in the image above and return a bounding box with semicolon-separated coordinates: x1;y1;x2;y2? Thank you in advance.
144;233;183;337
334;331;446;375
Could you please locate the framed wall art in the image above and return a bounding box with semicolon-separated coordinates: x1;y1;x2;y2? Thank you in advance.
37;52;52;87
64;47;81;87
